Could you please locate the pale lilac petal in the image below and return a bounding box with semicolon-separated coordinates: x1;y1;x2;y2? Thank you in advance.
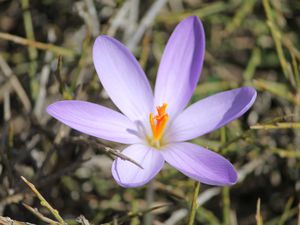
47;100;141;144
93;36;153;122
112;144;164;187
154;16;205;118
165;87;257;142
161;142;237;186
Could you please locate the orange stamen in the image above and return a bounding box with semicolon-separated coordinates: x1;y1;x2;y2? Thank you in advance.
149;103;169;142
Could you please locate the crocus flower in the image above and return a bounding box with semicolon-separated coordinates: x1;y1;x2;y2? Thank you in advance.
47;16;256;188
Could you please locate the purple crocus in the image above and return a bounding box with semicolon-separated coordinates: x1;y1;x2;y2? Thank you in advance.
47;16;256;188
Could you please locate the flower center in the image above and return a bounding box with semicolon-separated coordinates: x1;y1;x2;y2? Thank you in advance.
149;103;169;147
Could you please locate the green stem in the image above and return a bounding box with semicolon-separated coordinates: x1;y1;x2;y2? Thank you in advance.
21;176;66;224
188;181;200;225
222;187;230;225
144;181;154;225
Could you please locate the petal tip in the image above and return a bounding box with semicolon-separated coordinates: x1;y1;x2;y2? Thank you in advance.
248;86;257;98
46;102;57;116
185;15;201;24
212;161;238;186
93;35;118;54
46;100;71;116
93;35;110;51
242;86;257;107
208;160;238;186
226;165;238;185
181;15;204;34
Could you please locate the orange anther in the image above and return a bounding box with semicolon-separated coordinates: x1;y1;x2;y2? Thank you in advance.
150;103;169;142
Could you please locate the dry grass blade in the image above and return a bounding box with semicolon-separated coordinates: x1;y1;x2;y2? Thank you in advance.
0;54;32;112
126;0;167;51
0;32;76;57
77;215;92;225
0;216;34;225
157;1;229;24
250;122;300;130
54;56;65;95
256;198;263;225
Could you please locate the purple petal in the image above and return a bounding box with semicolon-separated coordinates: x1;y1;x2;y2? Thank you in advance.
93;36;153;122
161;142;237;186
47;100;141;144
112;144;164;188
165;87;257;142
154;16;205;118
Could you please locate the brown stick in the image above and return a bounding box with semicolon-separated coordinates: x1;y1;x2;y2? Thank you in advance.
0;32;76;57
0;216;33;225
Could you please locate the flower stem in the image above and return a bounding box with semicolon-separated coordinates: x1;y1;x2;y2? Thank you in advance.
143;180;155;225
188;181;201;225
220;127;231;225
222;186;230;225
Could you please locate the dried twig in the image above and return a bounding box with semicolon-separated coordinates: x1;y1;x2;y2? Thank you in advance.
126;0;168;51
0;54;32;112
84;0;100;37
33;29;56;120
107;1;131;36
21;176;67;224
0;32;76;57
75;0;100;37
0;216;33;225
256;198;263;225
71;136;144;169
22;203;59;224
103;146;144;169
250;122;300;130
77;215;92;225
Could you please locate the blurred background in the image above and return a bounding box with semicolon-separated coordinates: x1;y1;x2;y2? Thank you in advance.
0;0;299;224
